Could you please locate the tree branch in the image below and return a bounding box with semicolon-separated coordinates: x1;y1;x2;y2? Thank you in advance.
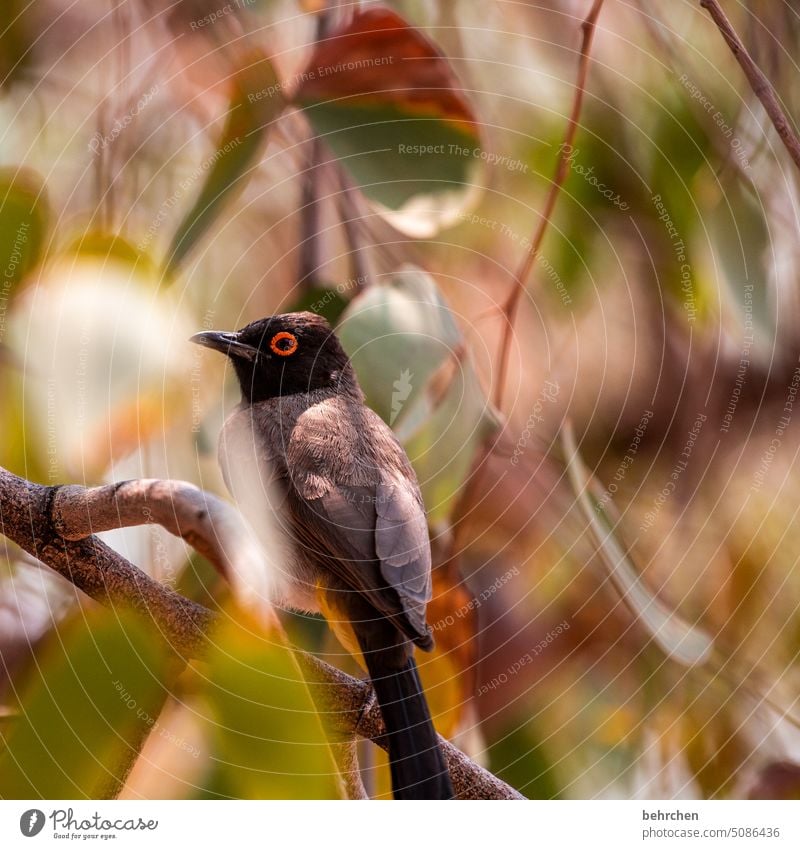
329;737;368;799
51;479;243;580
294;652;523;799
0;469;213;659
699;0;800;172
0;465;523;800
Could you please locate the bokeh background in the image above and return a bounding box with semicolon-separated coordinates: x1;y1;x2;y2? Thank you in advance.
2;0;800;800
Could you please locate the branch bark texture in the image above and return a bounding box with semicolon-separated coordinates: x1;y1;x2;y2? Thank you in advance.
0;466;523;800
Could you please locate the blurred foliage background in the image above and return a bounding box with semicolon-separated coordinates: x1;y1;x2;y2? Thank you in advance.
2;0;800;800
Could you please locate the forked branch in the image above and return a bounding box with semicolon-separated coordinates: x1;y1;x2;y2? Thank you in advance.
0;465;523;800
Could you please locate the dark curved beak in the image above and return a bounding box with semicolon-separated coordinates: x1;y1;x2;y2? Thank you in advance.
189;330;258;361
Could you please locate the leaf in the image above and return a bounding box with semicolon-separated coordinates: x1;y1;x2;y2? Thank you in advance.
0;369;47;480
418;563;479;740
338;266;458;423
0;167;49;296
747;761;800;800
488;721;563;800
337;266;498;521
8;252;194;479
294;8;483;237
646;95;715;324
709;181;770;337
202;609;339;799
67;231;155;278
0;611;171;799
562;421;714;667
164;51;285;277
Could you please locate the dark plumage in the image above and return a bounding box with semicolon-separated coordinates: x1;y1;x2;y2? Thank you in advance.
191;311;453;800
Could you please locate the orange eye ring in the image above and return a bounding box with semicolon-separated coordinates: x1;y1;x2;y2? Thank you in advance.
269;331;299;357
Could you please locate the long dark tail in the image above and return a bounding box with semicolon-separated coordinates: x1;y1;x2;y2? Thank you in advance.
363;654;454;799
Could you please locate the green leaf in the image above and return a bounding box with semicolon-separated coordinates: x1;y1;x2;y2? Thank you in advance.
0;167;49;296
709;181;770;338
164;51;285;278
337;266;498;521
202;610;339;799
67;231;156;278
646;95;715;324
0;369;48;480
488;721;563;800
303;103;478;210
294;8;483;237
0;611;172;799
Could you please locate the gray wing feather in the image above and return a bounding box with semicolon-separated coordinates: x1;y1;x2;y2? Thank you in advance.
374;482;431;636
293;478;433;645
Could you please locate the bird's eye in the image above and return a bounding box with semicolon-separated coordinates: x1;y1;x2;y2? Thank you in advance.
269;331;299;357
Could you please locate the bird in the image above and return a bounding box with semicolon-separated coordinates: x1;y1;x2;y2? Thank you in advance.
191;310;454;800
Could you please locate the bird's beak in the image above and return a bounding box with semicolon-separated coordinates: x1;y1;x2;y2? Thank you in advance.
189;330;258;361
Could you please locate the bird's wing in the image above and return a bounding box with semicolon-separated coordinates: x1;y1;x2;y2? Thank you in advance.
373;478;432;639
296;478;432;645
287;407;433;647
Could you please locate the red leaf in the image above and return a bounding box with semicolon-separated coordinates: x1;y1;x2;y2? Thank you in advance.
295;7;477;134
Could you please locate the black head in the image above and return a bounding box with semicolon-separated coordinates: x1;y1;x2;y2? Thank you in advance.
190;312;357;404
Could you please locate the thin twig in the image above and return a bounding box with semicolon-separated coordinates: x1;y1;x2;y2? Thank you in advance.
493;0;605;410
634;1;759;191
699;0;800;172
449;1;604;549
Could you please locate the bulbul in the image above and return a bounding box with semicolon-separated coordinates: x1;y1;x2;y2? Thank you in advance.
191;311;454;800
